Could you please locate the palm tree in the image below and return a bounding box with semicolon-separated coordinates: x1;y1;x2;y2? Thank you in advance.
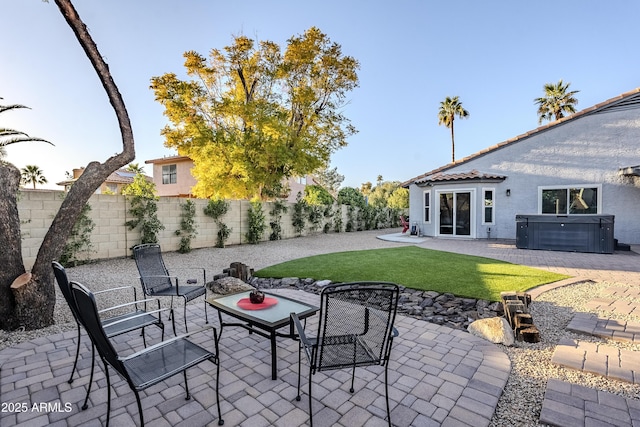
0;99;53;160
438;96;469;163
534;80;580;124
21;165;48;189
125;162;145;173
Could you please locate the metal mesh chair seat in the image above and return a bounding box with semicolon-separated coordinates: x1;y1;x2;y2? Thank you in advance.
133;244;209;332
123;338;215;390
103;310;165;337
291;282;400;427
310;334;379;372
70;281;223;426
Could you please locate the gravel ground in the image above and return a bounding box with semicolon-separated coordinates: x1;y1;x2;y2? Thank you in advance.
1;229;638;426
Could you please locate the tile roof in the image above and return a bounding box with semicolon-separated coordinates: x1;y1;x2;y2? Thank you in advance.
414;169;506;185
403;87;640;187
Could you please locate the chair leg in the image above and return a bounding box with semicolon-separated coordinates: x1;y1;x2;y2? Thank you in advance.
82;345;96;410
296;343;302;401
204;298;209;324
183;300;189;333
142;326;147;347
308;365;314;427
350;363;356;393
133;389;144;427
104;362;111;427
183;371;191;400
214;355;224;425
384;363;392;427
169;308;177;336
68;324;81;384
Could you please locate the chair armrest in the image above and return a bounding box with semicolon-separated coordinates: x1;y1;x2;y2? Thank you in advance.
291;312;313;363
102;308;170;329
119;326;218;361
98;298;160;314
94;285;135;295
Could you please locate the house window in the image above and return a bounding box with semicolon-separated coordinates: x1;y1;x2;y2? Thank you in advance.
540;186;599;214
162;165;177;184
106;183;118;194
483;189;494;224
423;190;431;223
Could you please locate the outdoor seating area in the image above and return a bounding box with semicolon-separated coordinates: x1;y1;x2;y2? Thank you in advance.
3;231;640;426
0;287;509;426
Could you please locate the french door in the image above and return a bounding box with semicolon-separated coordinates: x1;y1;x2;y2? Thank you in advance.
438;191;472;236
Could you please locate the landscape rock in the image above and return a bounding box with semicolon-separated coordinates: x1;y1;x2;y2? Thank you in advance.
206;276;255;299
467;317;515;346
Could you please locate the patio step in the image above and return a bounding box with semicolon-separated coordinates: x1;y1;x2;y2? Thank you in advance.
551;338;640;384
567;312;640;344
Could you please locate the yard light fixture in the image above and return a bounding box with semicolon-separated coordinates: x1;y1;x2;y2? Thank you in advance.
506;189;511;197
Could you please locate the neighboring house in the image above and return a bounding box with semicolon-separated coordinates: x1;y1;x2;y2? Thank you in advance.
145;154;316;202
56;167;150;194
403;88;640;247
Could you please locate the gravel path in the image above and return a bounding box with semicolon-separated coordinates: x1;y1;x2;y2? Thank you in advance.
1;229;638;426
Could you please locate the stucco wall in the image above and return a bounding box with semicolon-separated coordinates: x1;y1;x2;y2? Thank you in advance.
17;190;352;270
409;107;640;243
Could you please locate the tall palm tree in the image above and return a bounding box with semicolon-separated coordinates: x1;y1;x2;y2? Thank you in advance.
534;80;580;124
438;96;469;163
21;165;48;189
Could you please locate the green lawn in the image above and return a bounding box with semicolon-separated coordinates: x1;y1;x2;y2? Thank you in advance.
255;246;569;301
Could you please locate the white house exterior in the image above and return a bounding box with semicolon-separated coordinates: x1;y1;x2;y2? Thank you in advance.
403;88;640;246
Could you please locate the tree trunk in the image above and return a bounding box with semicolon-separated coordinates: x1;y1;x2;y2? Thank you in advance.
450;119;455;163
0;164;27;330
0;0;135;330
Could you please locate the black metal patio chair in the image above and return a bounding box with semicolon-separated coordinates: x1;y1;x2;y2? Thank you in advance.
132;243;208;333
70;280;223;426
52;261;169;410
291;282;400;427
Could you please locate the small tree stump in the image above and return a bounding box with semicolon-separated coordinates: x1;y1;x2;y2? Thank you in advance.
11;273;49;329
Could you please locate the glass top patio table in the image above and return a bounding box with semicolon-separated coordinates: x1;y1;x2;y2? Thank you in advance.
208;291;319;379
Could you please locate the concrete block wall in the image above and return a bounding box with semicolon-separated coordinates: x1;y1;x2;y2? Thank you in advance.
17;190;356;269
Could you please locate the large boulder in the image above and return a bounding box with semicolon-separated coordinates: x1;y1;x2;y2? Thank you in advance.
206;276;255;301
467;317;515;346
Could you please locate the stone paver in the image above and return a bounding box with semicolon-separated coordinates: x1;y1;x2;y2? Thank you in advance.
2;234;640;426
567;312;640;344
540;379;640;427
0;288;510;427
551;338;638;384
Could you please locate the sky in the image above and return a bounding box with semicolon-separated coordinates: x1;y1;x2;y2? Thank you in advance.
2;1;640;190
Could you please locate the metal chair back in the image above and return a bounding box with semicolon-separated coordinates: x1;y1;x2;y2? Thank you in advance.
132;243;173;295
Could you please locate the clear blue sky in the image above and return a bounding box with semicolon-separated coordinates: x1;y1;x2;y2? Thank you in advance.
3;1;639;190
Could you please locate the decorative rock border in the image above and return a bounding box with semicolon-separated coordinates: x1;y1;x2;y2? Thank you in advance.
249;276;504;331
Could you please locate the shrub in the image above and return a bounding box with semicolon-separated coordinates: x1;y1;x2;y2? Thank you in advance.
245;200;266;244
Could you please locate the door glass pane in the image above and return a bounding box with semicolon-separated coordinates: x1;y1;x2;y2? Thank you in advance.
439;193;453;234
456;192;471;236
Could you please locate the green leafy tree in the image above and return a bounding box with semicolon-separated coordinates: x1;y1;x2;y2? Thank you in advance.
123;174;164;244
151;27;359;200
20;165;48;189
0;0;136;331
304;184;334;206
438;96;469;163
360;181;372;198
269;199;288;241
534;79;580;124
292;192;307;236
388;187;409;209
337;186;366;208
313;166;344;197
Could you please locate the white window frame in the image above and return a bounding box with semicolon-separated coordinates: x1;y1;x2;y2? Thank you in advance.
537;184;602;215
482;187;495;225
423;190;431;223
